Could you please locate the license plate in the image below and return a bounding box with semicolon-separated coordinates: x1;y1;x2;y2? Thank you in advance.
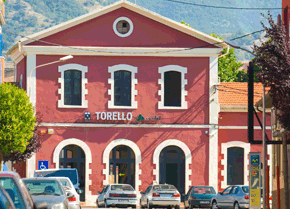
200;201;209;204
161;194;172;198
118;199;128;202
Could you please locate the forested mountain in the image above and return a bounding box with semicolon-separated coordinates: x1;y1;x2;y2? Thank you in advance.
3;0;281;61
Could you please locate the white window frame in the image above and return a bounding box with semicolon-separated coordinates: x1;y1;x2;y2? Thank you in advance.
221;141;250;189
158;65;188;109
58;63;88;108
113;17;134;38
108;64;137;109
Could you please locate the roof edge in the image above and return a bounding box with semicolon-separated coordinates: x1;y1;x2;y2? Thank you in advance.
7;0;227;55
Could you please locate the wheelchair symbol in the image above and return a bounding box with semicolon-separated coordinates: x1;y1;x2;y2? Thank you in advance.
40;162;47;170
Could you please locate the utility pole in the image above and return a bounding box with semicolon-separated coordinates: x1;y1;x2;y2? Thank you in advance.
283;5;290;208
263;84;267;209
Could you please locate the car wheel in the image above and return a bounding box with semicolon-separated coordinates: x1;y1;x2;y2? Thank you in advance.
140;200;143;208
211;201;219;209
147;200;152;209
96;200;101;208
234;202;240;209
104;200;109;208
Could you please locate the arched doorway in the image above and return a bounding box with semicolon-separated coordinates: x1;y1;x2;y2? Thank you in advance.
109;145;135;188
159;146;185;195
227;147;244;185
59;145;86;201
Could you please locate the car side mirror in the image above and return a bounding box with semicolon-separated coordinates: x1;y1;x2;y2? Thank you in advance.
66;192;74;199
97;191;101;194
34;201;48;209
140;191;144;195
77;189;83;194
218;192;222;195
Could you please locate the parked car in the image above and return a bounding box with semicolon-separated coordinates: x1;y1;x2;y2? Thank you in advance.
0;171;47;209
0;184;16;209
211;185;249;209
50;177;82;209
140;184;181;209
23;177;74;209
183;186;216;208
34;169;80;192
96;184;137;208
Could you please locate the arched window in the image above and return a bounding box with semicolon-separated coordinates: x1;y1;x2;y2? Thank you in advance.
227;147;244;185
158;65;187;109
58;64;88;108
108;64;137;109
164;71;181;107
64;70;81;105
114;70;132;106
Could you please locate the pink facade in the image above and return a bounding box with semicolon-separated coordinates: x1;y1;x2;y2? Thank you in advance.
9;1;269;206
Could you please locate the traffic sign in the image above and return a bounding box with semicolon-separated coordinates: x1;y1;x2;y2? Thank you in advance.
38;161;49;170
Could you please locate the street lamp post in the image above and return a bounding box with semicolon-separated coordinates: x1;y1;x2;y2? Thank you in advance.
28;55;73;97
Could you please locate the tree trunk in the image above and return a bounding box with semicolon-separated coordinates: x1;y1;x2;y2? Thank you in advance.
0;152;3;171
282;133;289;208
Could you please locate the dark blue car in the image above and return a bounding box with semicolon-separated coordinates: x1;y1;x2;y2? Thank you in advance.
183;186;216;209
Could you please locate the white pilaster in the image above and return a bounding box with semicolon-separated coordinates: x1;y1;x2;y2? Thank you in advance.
209;56;219;192
26;54;36;178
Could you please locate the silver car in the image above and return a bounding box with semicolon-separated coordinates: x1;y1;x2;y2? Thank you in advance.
51;177;82;209
140;184;181;209
96;184;137;208
23;177;74;209
211;185;249;209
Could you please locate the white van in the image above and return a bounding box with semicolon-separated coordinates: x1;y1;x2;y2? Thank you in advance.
34;168;80;191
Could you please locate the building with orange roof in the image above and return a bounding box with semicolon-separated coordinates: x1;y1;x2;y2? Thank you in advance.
218;82;272;193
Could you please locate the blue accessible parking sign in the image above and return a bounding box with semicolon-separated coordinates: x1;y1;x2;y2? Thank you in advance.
38;161;49;170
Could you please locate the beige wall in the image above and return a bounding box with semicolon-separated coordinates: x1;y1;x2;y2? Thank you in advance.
272;143;290;209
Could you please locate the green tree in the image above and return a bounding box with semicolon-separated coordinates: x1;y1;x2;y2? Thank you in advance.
181;21;243;82
0;83;36;171
209;34;243;82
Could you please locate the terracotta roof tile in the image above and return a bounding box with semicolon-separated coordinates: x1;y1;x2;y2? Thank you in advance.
218;82;270;106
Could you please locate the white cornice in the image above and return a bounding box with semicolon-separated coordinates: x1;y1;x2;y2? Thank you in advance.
219;126;271;130
220;105;271;112
40;122;216;129
16;46;223;57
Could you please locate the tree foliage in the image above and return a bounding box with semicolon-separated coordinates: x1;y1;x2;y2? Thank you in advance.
181;21;243;82
0;83;37;169
210;34;243;82
3;113;42;163
253;12;290;130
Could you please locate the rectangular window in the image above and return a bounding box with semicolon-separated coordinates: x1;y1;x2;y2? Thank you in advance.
164;71;181;107
114;70;131;106
64;70;81;105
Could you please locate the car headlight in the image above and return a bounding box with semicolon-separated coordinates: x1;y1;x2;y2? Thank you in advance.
52;203;65;209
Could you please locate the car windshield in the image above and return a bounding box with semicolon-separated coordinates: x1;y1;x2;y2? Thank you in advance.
111;185;134;191
242;186;249;193
59;179;72;188
34;169;77;185
0;177;25;209
153;185;176;190
23;180;64;196
192;187;216;195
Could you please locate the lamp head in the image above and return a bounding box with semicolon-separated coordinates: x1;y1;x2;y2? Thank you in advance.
59;55;73;62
